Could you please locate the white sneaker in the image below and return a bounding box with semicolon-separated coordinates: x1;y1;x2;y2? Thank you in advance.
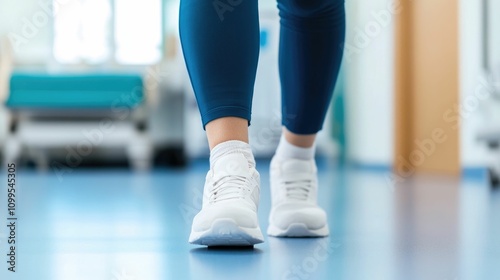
267;156;329;237
189;153;264;246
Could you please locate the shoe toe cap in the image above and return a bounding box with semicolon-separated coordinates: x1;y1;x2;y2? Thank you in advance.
270;203;327;230
192;202;259;231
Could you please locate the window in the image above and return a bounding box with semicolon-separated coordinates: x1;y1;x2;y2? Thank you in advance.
53;0;162;65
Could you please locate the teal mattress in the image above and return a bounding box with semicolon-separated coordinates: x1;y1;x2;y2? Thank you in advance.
6;73;144;109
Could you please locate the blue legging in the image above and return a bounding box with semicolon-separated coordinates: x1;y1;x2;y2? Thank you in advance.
179;0;345;134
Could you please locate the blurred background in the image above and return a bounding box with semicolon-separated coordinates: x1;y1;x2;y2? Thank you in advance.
0;0;341;171
0;0;499;178
2;1;500;280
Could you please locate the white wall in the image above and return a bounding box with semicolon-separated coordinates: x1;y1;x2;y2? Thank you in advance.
0;0;54;145
343;0;495;169
458;0;499;168
341;0;497;169
0;0;53;64
344;0;396;166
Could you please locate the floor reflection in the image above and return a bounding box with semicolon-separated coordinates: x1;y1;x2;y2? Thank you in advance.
0;161;498;279
395;176;460;280
189;247;265;280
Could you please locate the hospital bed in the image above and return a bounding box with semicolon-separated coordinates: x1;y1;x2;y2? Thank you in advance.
3;72;153;171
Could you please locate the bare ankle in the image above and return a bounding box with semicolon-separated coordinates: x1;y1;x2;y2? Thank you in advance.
206;117;249;149
283;127;316;148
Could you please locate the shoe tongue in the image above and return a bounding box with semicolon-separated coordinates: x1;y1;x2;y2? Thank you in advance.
282;159;313;173
213;153;251;177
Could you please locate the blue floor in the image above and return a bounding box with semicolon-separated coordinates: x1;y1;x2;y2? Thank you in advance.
0;159;499;280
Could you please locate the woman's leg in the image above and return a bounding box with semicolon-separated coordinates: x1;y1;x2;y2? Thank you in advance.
269;0;345;237
179;0;260;144
278;0;345;138
179;0;264;246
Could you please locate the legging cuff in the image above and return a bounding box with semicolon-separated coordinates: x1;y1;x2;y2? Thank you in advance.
201;106;251;130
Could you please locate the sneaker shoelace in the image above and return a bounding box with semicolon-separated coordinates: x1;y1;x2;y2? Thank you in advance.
282;178;313;201
209;174;252;203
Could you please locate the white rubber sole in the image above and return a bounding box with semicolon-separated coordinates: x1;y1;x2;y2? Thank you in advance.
189;218;264;246
267;222;329;237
